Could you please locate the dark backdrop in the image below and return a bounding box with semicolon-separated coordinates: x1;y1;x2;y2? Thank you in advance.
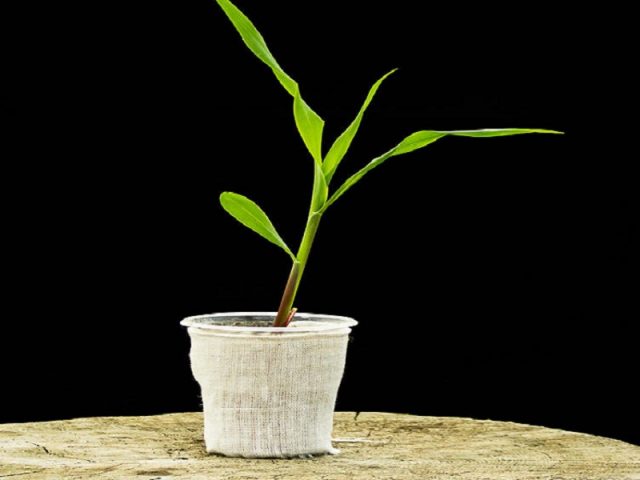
4;1;637;445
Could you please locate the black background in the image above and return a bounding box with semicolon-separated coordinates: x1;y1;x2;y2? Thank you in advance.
4;1;638;445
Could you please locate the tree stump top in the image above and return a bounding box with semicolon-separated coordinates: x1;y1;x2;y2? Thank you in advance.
1;412;638;479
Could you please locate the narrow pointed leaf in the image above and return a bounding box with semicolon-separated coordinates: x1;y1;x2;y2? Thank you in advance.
322;128;562;211
215;0;296;96
216;0;325;165
220;192;295;260
294;88;324;165
323;69;397;182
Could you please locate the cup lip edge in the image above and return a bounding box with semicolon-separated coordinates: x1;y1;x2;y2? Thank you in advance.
180;311;358;333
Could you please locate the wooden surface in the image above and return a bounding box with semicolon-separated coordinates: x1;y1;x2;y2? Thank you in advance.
1;412;639;479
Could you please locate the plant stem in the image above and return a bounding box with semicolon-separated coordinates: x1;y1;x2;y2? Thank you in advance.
273;212;322;326
274;262;300;326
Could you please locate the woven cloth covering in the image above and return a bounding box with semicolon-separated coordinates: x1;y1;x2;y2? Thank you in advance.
183;313;356;458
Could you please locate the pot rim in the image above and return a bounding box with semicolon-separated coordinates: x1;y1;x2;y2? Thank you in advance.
180;311;357;334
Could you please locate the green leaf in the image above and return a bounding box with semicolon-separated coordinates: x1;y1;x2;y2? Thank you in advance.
321;128;563;211
216;0;325;165
219;192;295;260
294;88;325;165
311;161;329;212
323;69;397;183
215;0;296;96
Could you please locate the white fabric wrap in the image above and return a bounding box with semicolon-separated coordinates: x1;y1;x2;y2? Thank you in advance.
185;316;354;458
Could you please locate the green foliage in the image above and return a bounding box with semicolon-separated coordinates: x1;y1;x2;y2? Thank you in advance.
323;69;397;183
219;192;295;261
215;0;324;167
321;129;561;212
214;0;561;324
293;89;324;166
214;0;296;95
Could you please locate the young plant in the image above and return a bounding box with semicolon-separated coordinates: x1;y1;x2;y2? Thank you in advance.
215;0;560;327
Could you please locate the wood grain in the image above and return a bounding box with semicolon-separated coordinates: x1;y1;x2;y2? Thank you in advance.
1;412;639;479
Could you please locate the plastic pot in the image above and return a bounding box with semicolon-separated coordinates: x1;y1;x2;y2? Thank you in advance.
181;312;357;458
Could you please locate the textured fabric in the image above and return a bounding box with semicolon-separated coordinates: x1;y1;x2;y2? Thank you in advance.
187;325;351;458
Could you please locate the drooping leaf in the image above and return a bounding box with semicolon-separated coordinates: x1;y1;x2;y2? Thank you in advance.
219;192;296;260
323;69;397;182
294;88;325;165
321;128;562;211
215;0;296;96
216;0;324;164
